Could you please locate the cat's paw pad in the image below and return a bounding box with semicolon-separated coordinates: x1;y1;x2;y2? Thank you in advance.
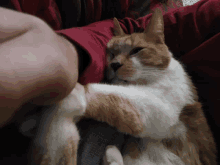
103;145;124;165
58;83;87;122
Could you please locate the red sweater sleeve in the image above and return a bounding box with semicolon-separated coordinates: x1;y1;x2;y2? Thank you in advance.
57;20;114;85
56;0;220;85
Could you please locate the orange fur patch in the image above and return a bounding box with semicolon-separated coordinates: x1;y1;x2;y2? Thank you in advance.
180;103;217;165
58;138;78;165
162;135;202;165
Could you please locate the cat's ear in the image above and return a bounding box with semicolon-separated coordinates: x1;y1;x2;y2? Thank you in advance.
144;9;164;43
113;17;125;36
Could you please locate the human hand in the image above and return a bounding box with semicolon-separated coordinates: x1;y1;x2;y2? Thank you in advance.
0;7;79;127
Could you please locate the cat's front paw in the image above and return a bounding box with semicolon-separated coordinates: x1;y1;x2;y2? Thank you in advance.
103;145;124;165
59;83;87;122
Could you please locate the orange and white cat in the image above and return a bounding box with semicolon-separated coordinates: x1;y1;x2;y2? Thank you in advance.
83;9;217;165
20;9;217;165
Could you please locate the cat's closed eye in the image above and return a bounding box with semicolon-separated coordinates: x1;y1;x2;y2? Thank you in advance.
129;47;144;55
110;52;114;59
108;50;115;59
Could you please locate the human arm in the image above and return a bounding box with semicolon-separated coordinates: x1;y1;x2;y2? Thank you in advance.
0;7;79;127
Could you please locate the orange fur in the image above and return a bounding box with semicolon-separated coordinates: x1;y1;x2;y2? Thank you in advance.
179;103;217;165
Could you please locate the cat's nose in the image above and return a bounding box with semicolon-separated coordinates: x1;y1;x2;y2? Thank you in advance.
111;62;122;72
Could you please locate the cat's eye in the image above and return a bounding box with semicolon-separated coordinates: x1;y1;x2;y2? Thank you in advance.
109;52;115;59
129;47;144;55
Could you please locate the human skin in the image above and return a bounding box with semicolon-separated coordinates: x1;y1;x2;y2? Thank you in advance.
0;7;79;127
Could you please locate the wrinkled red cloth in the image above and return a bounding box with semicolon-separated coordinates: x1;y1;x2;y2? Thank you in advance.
127;0;183;19
9;0;183;30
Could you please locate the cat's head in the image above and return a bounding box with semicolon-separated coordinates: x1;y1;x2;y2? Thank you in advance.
106;9;172;85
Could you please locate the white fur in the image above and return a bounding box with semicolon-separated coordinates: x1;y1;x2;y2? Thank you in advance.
130;57;143;81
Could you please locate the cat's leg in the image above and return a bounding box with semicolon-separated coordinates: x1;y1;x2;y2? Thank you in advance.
103;145;124;165
83;84;145;136
29;83;86;165
84;83;187;140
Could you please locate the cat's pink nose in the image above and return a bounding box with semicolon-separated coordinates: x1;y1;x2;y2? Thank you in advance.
111;62;122;72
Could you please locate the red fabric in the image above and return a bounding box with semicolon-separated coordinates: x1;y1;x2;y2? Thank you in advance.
181;32;220;125
94;0;102;22
127;0;183;19
10;0;182;29
57;22;113;84
10;0;62;30
86;0;94;23
120;0;130;16
149;0;183;14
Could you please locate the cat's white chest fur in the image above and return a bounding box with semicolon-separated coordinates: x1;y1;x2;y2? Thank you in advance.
137;58;194;139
